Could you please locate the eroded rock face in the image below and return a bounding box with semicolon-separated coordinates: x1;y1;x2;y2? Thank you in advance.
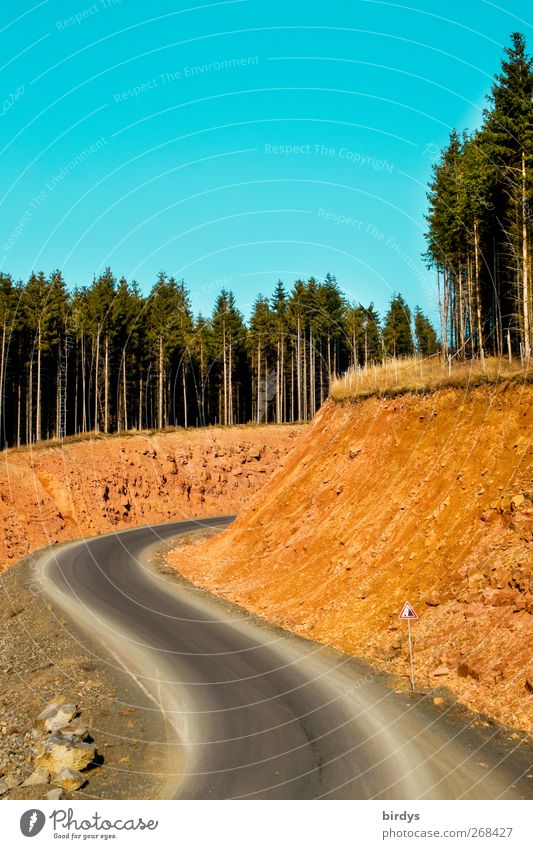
0;426;303;569
168;386;533;733
34;731;96;773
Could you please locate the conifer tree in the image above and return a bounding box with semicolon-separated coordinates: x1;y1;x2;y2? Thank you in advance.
414;307;438;356
382;294;414;357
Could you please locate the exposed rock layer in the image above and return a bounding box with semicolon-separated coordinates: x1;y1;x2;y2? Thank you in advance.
168;385;533;732
0;425;303;570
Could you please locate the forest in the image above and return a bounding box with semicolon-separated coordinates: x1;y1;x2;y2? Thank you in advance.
425;32;533;362
0;268;434;446
0;32;531;448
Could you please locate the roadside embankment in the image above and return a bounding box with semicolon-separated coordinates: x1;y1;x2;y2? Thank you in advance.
168;383;533;732
0;424;303;571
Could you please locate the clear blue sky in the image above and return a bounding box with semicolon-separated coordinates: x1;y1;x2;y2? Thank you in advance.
1;0;532;322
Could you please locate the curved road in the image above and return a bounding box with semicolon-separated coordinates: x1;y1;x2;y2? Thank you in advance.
40;518;532;800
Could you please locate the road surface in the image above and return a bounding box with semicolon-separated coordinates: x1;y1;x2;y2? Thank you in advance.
40;518;532;800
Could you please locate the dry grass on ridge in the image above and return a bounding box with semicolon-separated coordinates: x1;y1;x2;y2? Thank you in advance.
330;355;532;401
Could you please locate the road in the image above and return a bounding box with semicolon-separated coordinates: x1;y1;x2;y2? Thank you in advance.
40;518;532;800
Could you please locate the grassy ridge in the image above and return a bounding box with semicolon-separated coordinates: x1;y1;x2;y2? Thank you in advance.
330;356;533;402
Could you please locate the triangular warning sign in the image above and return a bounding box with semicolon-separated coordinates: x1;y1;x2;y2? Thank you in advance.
399;601;418;620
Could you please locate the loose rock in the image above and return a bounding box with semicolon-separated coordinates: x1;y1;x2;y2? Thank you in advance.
37;703;77;734
0;774;20;794
52;767;86;791
21;767;50;787
46;788;63;800
35;731;96;773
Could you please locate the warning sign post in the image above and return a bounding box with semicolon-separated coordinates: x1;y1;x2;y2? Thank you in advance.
399;601;418;690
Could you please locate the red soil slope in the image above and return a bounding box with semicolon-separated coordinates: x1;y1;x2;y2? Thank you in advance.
0;425;303;570
168;384;533;732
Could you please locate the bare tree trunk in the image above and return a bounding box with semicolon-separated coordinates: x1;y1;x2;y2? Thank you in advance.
522;151;531;359
0;321;5;444
182;364;188;428
443;267;449;358
296;316;301;421
74;340;79;435
198;341;203;425
95;330;100;433
473;221;483;355
275;339;279;423
256;338;261;424
165;372;169;427
81;334;86;432
320;340;325;404
279;338;286;422
466;254;474;355
303;327;308;421
290;347;294;422
310;331;315;415
55;360;59;439
263;341;266;422
228;342;233;425
28;355;33;443
122;349;128;432
104;334;109;433
17;382;21;447
64;340;69;438
437;267;443;351
158;337;164;431
457;267;465;356
36;323;42;442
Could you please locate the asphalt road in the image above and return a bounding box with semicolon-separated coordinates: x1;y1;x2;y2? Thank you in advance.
40;518;532;800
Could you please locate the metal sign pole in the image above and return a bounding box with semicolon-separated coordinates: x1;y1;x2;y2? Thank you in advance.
408;619;415;691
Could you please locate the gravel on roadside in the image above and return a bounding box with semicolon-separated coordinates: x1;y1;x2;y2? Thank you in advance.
0;550;179;801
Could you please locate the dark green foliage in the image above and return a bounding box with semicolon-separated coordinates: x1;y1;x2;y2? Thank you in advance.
0;269;436;446
425;32;533;359
414;307;438;356
383;294;414;357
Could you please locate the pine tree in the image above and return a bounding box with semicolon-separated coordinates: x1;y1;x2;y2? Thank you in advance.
483;32;533;358
287;280;308;421
383;294;414;357
414;307;438;356
189;314;214;427
85;269;116;432
0;274;15;447
249;295;274;423
212;290;247;425
271;280;288;423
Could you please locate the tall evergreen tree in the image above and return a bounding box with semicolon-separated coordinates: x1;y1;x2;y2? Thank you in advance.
382;294;414;357
414;307;438;356
483;32;533;357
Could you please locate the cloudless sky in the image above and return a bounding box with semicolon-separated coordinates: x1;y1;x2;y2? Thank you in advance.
1;0;532;322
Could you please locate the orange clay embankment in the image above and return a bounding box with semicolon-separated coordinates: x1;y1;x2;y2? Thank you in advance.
0;425;304;571
168;384;533;733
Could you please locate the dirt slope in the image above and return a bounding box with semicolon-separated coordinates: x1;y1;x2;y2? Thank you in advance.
0;425;303;571
168;384;533;732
